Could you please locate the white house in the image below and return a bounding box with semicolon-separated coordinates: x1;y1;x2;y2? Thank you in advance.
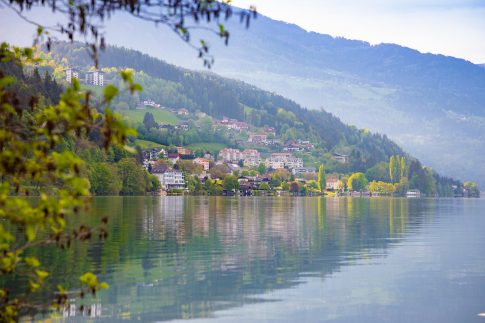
219;148;243;163
64;68;79;84
160;170;185;191
265;153;303;170
292;167;316;176
85;70;104;86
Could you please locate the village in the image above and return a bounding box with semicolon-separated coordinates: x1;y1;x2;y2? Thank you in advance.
142;144;346;196
138;106;352;196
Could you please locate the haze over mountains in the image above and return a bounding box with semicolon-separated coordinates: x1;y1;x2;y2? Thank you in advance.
91;11;485;188
1;8;483;187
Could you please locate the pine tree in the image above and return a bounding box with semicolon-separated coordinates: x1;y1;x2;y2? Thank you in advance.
318;164;326;193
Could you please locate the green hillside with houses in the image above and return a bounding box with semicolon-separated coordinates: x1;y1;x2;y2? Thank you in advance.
29;42;479;198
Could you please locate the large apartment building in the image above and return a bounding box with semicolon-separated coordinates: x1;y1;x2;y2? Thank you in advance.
85;70;105;86
265;153;303;170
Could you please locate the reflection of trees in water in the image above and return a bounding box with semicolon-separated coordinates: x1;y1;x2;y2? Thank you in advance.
27;197;432;321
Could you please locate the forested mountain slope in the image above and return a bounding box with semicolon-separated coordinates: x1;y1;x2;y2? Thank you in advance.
48;42;407;172
88;11;485;188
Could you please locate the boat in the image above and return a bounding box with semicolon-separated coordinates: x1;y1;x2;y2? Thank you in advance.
406;189;421;198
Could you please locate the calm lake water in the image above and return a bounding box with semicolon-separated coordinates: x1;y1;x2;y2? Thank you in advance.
27;197;485;322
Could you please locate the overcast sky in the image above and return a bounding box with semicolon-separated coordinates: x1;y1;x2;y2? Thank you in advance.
232;0;485;64
1;0;484;63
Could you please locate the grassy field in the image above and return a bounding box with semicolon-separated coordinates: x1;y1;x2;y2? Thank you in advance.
187;142;227;152
121;108;179;125
134;139;166;149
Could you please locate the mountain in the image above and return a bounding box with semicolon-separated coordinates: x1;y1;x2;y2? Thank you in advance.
42;42;464;196
90;11;485;188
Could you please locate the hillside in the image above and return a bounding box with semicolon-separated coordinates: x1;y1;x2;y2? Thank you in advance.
47;42;406;172
90;11;485;188
35;42;470;196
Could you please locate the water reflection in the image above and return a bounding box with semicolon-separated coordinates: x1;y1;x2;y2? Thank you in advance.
28;197;485;322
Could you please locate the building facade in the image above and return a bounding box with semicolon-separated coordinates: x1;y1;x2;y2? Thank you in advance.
64;68;79;84
219;148;243;163
193;158;210;171
85;70;104;86
160;170;185;191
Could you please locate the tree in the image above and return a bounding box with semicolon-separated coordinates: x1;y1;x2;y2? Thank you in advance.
366;162;391;182
394;177;409;196
400;156;407;179
0;1;255;319
307;180;319;191
289;181;300;194
143;112;157;131
117;158;147;195
209;164;230;179
5;0;256;67
368;181;395;195
389;155;395;183
464;181;480;198
258;182;271;190
347;173;369;191
223;175;240;191
89;163;122;195
317;164;326;192
257;163;267;175
204;179;216;194
0;45;139;320
147;174;161;193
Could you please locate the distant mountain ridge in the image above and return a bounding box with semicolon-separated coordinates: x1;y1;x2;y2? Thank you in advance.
90;11;485;188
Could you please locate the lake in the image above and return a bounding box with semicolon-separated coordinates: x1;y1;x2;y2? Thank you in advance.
26;197;485;322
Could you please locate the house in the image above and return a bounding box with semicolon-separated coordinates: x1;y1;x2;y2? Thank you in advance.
64;68;79;84
204;152;214;160
326;175;340;190
248;133;267;143
292;167;316;176
265;139;282;146
283;140;302;152
168;153;180;164
175;123;189;131
263;127;276;136
159;124;175;131
218;117;249;131
150;163;170;187
242;149;260;159
176;147;192;156
177;108;189;116
333;153;349;164
143;99;161;108
243;157;262;168
265;153;303;170
193;157;210;171
144;148;166;161
219;148;243;163
85;70;104;86
160;169;185;191
151;163;170;175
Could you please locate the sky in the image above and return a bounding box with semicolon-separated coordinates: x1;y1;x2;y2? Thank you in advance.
232;0;485;64
1;0;484;63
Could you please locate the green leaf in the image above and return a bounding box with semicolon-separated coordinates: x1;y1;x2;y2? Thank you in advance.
103;85;119;102
36;269;49;280
25;257;41;268
25;225;36;242
0;76;16;88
